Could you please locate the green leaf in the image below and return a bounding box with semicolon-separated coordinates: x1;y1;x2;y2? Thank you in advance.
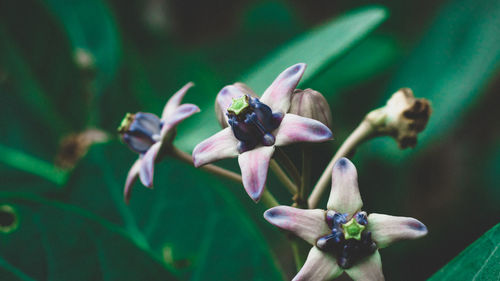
0;144;68;187
175;5;388;151
0;193;179;281
53;142;284;280
369;0;500;158
428;223;500;281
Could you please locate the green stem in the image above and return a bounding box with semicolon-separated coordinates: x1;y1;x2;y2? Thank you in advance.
269;160;298;195
296;146;311;208
274;147;301;185
170;146;280;209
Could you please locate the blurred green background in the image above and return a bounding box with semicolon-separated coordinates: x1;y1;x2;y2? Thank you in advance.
0;0;499;280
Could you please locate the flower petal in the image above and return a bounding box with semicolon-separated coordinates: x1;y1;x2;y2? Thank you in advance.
261;63;306;113
293;247;343;281
238;145;274;202
215;85;247;128
139;142;161;188
367;213;428;248
161;103;200;142
264;206;329;245
192;127;239;167
275;114;333;146
326;158;363;216
345;250;384;281
124;159;141;204
161;82;194;119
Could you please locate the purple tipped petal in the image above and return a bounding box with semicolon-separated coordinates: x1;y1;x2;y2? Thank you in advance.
124;159;141;204
261;63;306;113
275;114;333;146
192;128;239;167
161;103;200;142
264;206;330;245
162;82;194;120
367;214;428;248
238;146;274;202
345;250;384;281
139;142;161;188
292;247;343;281
215;85;248;127
327;158;363;216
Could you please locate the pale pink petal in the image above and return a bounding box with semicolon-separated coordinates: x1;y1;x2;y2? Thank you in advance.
264;206;329;245
161;82;194;119
192;128;239;167
293;247;343;281
261;63;306;113
345;250;384;281
124;159;141;204
215;85;247;128
160;103;200;142
327;158;363;216
238;146;274;202
139;142;162;188
275;114;332;146
367;213;428;248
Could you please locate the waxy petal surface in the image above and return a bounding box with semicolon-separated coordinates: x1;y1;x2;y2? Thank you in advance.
261;63;306;113
264;206;330;245
293;247;343;281
238;145;274;202
139;142;161;188
345;250;384;281
162;82;194;119
327;158;363;216
367;213;428;248
192;127;239;167
161;103;200;141
124;159;141;204
275;114;332;146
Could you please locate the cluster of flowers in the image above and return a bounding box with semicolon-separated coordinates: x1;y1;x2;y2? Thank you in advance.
118;63;430;281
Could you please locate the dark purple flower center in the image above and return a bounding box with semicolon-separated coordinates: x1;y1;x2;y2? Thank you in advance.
316;211;377;269
226;95;283;153
118;112;163;154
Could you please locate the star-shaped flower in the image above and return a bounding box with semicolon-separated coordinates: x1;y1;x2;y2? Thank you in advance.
119;82;200;203
192;63;333;202
264;157;428;281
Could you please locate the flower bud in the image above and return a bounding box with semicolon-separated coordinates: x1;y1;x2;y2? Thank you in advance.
289;88;333;129
118;112;162;154
366;88;431;148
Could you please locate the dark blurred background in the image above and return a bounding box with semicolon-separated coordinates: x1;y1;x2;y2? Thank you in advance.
0;0;499;280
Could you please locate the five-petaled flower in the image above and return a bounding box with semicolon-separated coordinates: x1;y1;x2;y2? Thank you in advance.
264;157;428;281
192;63;333;202
118;82;200;203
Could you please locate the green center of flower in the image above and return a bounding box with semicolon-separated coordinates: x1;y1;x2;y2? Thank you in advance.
227;96;250;116
118;113;135;133
342;218;366;240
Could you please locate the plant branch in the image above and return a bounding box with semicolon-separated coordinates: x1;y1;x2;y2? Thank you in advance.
269;160;298;195
307;120;376;208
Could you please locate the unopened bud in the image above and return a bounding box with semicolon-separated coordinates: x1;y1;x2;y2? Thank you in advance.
289;89;332;129
366;88;431;148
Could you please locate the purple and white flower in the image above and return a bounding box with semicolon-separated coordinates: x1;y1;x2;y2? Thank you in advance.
192;63;333;202
118;82;200;203
264;158;428;281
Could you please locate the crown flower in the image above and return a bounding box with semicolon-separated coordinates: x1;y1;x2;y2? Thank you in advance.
118;82;200;203
192;63;333;202
264;158;427;281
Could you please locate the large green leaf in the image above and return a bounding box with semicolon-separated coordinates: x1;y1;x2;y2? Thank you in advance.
175;5;388;151
52;142;284;280
428;223;500;281
369;0;500;158
0;193;178;281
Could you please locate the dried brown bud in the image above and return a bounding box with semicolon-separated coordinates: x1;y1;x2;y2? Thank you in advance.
289;88;333;129
55;129;109;169
366;88;431;148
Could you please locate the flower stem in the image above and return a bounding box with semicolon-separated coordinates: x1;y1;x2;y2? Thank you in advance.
296;146;311;208
274;148;301;185
307;120;375;208
170;146;279;208
269;160;298;195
